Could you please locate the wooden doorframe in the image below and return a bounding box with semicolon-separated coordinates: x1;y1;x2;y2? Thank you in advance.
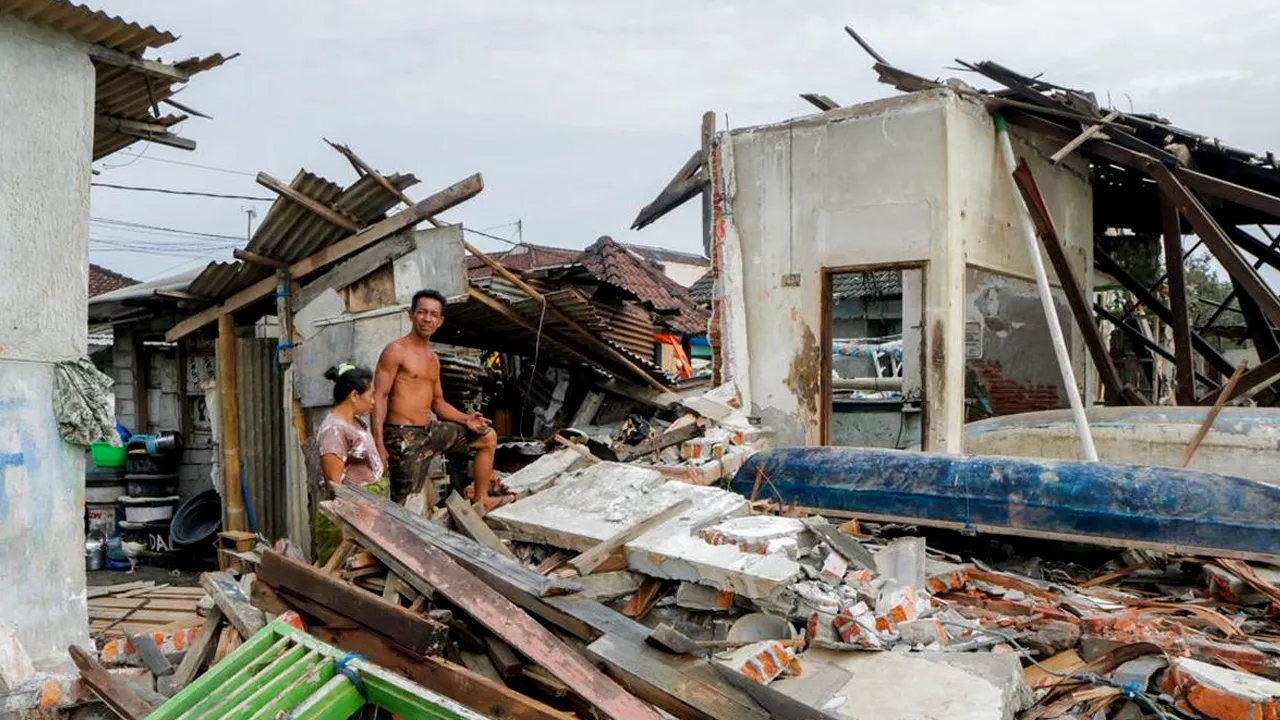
819;262;928;448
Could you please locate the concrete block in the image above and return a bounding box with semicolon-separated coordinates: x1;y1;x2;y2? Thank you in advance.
1164;658;1280;720
501;449;588;498
874;537;927;591
819;552;848;585
769;649;1030;720
576;571;644;603
714;640;801;686
675;582;735;612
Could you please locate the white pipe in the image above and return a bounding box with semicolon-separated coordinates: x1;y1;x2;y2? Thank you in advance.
996;117;1099;462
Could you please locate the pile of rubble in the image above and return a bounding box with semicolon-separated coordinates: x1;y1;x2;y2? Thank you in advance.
66;393;1280;719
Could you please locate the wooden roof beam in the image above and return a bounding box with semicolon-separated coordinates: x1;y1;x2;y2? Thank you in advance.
256;172;361;232
87;44;190;83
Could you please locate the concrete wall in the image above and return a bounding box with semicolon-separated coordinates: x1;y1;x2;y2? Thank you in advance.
661;261;709;288
714;89;1092;451
0;16;95;674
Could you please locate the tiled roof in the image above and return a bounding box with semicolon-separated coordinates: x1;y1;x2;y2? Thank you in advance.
89;263;138;297
575;236;708;334
832;270;902;300
689;271;714;305
465;243;581;279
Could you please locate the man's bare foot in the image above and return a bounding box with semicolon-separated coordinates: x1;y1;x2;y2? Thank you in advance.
478;493;515;512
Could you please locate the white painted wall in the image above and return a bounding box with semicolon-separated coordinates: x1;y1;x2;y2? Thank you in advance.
714;89;1093;450
0;16;95;677
661;261;709;288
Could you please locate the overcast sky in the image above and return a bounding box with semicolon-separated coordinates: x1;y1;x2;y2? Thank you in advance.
88;0;1279;282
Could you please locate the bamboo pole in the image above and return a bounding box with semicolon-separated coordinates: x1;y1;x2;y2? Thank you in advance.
217;314;246;532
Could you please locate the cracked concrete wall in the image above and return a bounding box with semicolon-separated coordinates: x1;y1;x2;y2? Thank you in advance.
0;15;94;677
714;89;1092;451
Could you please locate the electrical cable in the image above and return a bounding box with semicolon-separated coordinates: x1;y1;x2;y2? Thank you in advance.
935;621;1171;720
91;182;274;202
97;151;256;177
90;216;245;242
518;297;549;441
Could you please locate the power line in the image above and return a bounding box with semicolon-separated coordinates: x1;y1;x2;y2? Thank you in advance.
91;182;274;202
463;226;520;247
90;216;245;242
98;152;257;178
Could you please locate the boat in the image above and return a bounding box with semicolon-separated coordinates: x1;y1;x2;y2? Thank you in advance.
732;446;1280;561
962;407;1280;487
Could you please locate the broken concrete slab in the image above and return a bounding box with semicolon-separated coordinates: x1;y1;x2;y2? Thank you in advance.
491;460;799;599
501;448;590;498
701;516;809;558
768;649;1030;720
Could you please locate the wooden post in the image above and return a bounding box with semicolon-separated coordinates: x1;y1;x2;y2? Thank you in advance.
217;314;246;532
1160;194;1196;405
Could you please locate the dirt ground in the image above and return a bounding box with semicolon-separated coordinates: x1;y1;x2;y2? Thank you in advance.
86;565;203;588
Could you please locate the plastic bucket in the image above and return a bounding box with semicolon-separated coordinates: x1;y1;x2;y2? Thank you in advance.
91;441;125;468
170;490;222;547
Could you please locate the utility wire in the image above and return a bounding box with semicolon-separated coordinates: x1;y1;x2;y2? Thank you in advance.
90;216;245;242
463;226;521;247
91;182;274;202
98;152;257;177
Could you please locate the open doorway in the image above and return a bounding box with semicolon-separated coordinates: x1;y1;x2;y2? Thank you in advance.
821;266;925;449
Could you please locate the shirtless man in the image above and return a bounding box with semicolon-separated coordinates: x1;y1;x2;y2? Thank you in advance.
372;289;512;511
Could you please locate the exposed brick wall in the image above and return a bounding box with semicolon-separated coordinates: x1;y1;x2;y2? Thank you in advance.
969;359;1065;416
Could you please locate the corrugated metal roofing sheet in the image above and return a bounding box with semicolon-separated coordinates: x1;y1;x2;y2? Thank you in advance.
0;1;232;160
186;169;418;301
0;0;175;54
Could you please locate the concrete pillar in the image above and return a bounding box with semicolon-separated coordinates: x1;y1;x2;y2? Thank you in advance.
0;15;95;678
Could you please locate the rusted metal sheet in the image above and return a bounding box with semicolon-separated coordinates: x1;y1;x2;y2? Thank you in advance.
187;170;418;301
323;494;665;720
0;0;176;54
235;337;284;539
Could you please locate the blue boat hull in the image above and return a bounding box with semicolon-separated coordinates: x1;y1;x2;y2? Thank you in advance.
731;447;1280;560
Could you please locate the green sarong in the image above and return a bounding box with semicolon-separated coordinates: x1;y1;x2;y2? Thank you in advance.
313;477;389;566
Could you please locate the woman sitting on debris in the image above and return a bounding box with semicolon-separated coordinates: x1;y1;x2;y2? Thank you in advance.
315;362;387;563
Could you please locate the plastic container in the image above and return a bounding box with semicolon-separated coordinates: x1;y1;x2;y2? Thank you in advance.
86;468;127;504
86;502;119;537
91;441;126;468
170;490;222;547
125;453;182;476
124;474;179;497
119;495;179;523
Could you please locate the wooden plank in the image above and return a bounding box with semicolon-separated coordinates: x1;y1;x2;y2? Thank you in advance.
86;581;155;599
465;287;603;370
322;495;664;720
1184;360;1248;465
445;492;516;559
1151;162;1280;329
1197;352;1280;406
69;644;156;720
569;499;691;575
323;538;355;574
296;232;416;307
87;608;199;624
171;599;221;691
1161;193;1197;405
460;651;505;684
86;44;189;81
484;635;524;678
1177;167;1280;220
622;577;664;621
799;93;840;111
1049;111;1119;164
165;173;483;341
211;625;237;664
537;550;571;576
802;516;876;571
1011;159;1145;406
256;172;361;231
90;598;201;611
233;248;289;269
1095;304;1218;389
199;571;265;639
586;634;770;720
94;115;196;151
617;423;704;462
311;625;575;720
258;550;448;656
1231;277;1280;360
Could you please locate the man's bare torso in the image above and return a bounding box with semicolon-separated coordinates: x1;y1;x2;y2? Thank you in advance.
385;336;439;426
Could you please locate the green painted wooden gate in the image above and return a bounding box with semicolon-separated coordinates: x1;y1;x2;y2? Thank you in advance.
147;619;490;719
